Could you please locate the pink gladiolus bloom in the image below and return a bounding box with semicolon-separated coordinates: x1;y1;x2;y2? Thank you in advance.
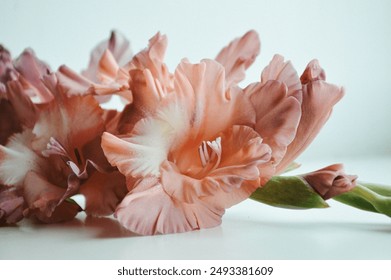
0;75;126;223
302;164;357;200
101;31;344;235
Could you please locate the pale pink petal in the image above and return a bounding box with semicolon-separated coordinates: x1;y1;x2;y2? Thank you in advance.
302;164;357;199
246;80;301;166
215;30;260;87
261;54;302;101
82;31;133;80
115;181;224;235
161;125;271;206
0;131;46;186
13;48;54;103
276;81;344;173
23;171;80;223
79;171;126;216
300;59;326;84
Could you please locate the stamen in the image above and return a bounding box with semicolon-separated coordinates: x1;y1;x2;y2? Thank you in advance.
202;141;209;162
198;137;222;171
198;144;207;167
42;137;69;158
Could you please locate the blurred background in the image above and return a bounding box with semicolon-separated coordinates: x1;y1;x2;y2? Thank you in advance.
1;0;390;162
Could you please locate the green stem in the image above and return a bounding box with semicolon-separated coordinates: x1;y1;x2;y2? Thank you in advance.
333;183;391;217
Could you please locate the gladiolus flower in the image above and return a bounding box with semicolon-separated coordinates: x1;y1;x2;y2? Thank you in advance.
101;30;344;235
0;75;127;223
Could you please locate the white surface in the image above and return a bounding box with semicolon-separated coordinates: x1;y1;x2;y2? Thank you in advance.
1;0;391;158
1;157;390;260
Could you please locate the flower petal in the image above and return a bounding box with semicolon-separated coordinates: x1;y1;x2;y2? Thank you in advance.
0;186;25;225
102;116;172;178
5;79;38;129
127;32;173;92
161;125;271;207
261;54;302;101
215;30;260;87
82;30;133;80
300;59;326;84
0;131;46;186
277;80;344;173
173;59;255;143
32;92;104;155
0;98;23;145
79;171;126;216
246;80;301;166
23;171;80;223
57;65;94;96
115;181;224;235
13;48;54;103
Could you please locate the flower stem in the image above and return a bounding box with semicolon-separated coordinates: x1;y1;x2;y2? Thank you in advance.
333;183;391;217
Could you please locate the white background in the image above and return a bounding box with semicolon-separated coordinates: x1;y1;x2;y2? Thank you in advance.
1;0;391;160
1;0;391;261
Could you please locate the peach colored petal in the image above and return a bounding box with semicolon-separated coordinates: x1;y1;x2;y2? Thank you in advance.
118;33;174;133
261;54;302;101
161;125;271;206
127;32;173;92
23;171;80;223
0;131;46;186
115;181;224;235
302;164;357;199
79;171;126;216
173;59;255;144
215;30;260;87
246;80;301;166
276;80;344;173
32;93;104;156
118;68;167;133
82;31;133;81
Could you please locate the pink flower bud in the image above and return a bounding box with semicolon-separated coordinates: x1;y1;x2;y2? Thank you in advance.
302;164;357;200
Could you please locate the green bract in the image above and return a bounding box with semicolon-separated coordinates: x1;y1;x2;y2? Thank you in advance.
250;176;329;209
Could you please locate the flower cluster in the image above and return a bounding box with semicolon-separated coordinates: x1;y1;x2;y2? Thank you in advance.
0;30;370;235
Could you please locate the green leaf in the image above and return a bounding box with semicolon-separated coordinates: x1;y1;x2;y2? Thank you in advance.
250;176;329;209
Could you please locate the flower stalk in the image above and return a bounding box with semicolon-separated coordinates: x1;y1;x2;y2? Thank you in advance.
333;183;391;217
